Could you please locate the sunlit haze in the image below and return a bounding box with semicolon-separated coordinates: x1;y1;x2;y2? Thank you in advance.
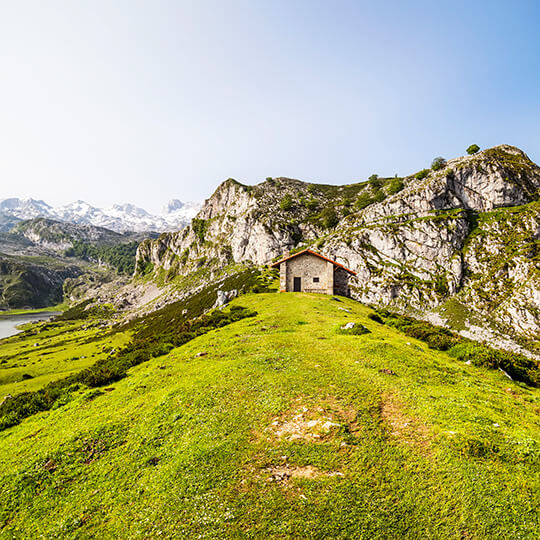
1;0;539;212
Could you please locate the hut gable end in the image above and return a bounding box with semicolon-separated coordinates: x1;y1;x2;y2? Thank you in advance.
271;249;355;297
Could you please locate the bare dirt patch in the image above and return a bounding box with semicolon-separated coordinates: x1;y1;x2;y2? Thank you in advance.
380;393;432;453
264;464;344;484
262;396;360;443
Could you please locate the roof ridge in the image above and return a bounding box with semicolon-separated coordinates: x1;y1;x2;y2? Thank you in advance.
270;249;356;275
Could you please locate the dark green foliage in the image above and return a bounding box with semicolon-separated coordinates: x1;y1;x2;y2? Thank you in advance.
447;343;539;386
387;178;404;195
415;169;430;180
319;206;339;229
354;193;374;210
65;241;139;275
433;275;449;296
191;219;208;243
305;198;319;211
280;194;293;211
368;176;382;190
376;310;539;387
431;157;447;171
0;304;257;431
367;312;384;324
467;144;480;155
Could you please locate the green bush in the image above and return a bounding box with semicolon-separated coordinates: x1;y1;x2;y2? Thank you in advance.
387;178;404;195
431;157;447;171
191;219;208;242
367;312;384;324
280;194;293;211
415;169;430;180
376;310;539;387
467;144;480;155
368;175;382;190
355;193;374;210
319;207;339;229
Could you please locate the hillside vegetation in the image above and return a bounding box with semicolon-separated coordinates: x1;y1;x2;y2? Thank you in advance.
135;145;540;355
1;293;538;538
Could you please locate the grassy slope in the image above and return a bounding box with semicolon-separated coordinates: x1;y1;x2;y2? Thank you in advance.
0;293;539;538
0;320;130;396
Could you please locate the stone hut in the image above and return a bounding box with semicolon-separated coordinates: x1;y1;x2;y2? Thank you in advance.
270;249;356;296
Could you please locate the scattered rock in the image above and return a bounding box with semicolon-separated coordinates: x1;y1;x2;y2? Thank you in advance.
264;464;343;484
195;352;208;357
341;322;356;330
379;368;397;376
213;289;238;308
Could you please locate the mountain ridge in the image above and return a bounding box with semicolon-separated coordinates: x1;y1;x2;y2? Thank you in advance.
0;197;200;233
135;144;540;355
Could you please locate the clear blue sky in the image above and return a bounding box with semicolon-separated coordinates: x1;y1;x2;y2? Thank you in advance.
1;0;539;212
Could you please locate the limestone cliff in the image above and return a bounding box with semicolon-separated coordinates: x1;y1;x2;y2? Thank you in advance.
135;145;540;350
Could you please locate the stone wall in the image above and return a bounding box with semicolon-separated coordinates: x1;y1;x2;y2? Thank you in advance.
282;253;333;294
334;267;351;296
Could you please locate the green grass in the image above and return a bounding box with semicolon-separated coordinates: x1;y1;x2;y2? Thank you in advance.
0;303;67;317
0;319;131;396
0;293;539;538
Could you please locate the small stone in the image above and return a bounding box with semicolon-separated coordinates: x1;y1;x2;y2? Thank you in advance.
341;322;356;330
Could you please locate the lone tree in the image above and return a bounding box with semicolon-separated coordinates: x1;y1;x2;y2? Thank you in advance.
431;156;446;171
467;144;480;155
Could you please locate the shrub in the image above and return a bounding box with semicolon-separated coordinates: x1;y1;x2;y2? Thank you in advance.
306;198;318;211
368;175;382;190
191;219;208;242
467;144;480;155
387;178;404;195
367;313;384;324
415;169;430;180
355;193;374;210
280;194;293;211
431;157;447;171
319;206;339;229
375;310;539;387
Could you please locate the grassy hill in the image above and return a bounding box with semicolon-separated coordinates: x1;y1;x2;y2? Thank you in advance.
0;293;539;538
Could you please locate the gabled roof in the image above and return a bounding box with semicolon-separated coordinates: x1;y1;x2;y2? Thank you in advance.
270;249;357;275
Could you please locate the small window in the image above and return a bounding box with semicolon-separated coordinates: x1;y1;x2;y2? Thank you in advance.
313;277;320;283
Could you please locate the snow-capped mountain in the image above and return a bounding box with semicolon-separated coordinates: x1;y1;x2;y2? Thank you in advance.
0;198;200;233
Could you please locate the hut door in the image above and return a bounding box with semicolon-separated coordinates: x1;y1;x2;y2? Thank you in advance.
293;277;301;292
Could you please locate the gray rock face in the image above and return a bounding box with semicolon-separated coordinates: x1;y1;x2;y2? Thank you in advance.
213;289;238;308
136;145;540;347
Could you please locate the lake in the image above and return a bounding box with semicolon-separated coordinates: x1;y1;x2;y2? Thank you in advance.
0;312;61;340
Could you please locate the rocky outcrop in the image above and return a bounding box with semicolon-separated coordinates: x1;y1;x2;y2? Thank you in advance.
135;145;540;348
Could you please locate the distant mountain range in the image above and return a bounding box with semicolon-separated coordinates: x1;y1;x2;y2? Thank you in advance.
0;198;200;233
